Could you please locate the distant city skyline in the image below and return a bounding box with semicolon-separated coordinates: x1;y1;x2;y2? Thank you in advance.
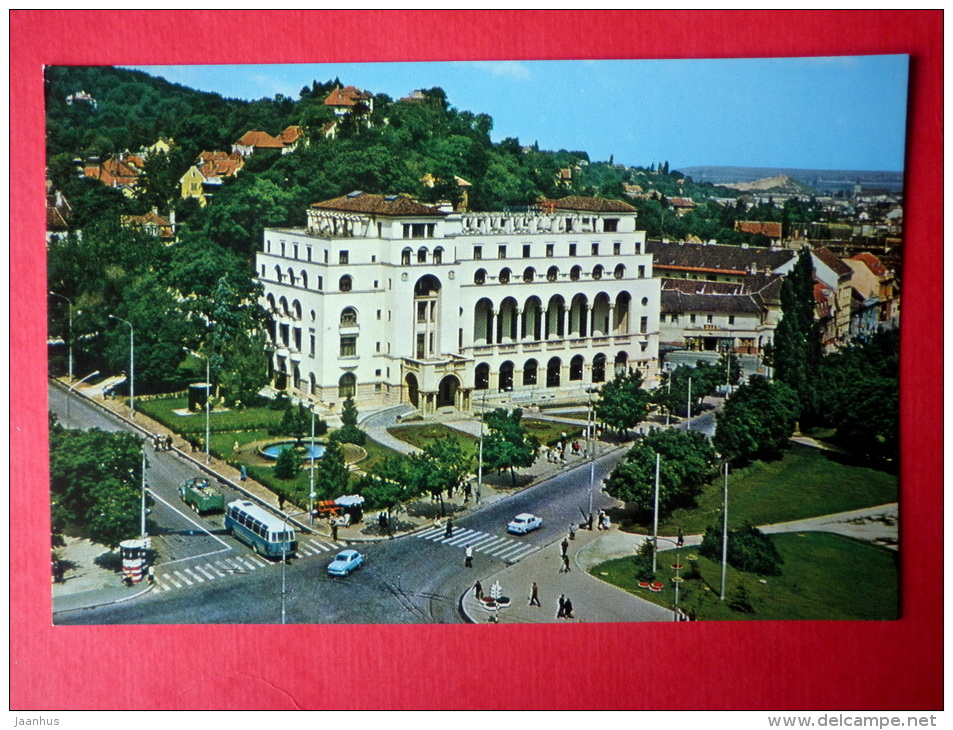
125;55;909;173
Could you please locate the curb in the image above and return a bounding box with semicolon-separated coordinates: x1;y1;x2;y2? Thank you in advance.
53;582;155;615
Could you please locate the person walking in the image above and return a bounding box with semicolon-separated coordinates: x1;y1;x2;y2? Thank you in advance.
464;545;473;568
474;580;483;600
587;512;594;531
568;523;576;540
563;597;574;619
561;537;569;557
677;528;685;547
331;521;339;542
557;594;566;619
529;582;540;607
560;554;571;573
445;519;454;539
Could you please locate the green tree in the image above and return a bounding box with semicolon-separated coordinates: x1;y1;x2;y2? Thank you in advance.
482;408;539;486
700;523;783;576
772;248;822;421
312;439;350;500
330;396;366;445
595;369;653;436
408;437;471;516
273;446;302;481
604;428;717;520
50;427;145;548
358;455;418;526
713;376;799;465
272;402;314;445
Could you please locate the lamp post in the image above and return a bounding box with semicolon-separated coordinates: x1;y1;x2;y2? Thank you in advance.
720;460;729;601
182;348;211;464
141;450;148;539
48;291;73;383
477;386;488;504
108;315;135;419
65;370;100;427
684;376;692;430
309;407;317;525
586;387;596;515
652;451;660;573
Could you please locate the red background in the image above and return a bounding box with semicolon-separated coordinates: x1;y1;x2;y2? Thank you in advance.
10;10;942;710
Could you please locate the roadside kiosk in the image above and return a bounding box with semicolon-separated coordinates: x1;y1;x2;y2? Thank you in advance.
120;538;151;584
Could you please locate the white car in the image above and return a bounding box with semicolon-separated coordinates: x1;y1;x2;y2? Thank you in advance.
507;513;543;535
327;549;365;576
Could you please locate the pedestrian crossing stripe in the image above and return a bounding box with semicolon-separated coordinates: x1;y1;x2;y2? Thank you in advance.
415;526;540;562
152;537;342;592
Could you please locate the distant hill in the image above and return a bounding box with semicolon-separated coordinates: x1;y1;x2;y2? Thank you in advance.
680;166;904;195
718;174;815;195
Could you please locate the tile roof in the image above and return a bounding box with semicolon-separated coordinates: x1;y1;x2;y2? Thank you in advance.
661;289;766;316
849;252;888;277
668;197;696;208
736;220;783;238
278;125;305;144
324;85;373;108
646;240;795;274
812;247;853;277
234;130;284;149
121;211;174;239
541;196;637;213
312;192;446;217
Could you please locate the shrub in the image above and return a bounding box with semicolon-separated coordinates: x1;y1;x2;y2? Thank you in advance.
699;522;783;576
329;424;366;446
728;582;755;613
273;446;302;480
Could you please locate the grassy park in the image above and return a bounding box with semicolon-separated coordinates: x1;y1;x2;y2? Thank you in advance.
592;531;898;621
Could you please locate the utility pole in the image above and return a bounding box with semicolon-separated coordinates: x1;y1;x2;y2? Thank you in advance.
720;461;729;601
652;452;660;574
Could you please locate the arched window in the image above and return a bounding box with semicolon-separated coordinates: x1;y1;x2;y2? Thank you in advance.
474;269;487;285
266;293;277;311
523;267;535;283
499;267;511;285
300;270;308;289
592;265;604;281
523;359;538;386
287;267;296;286
475;362;490;390
499;361;515;392
401;248;412;266
547;266;559;282
292;300;302;320
417;247;428;264
274;265;283;283
641;297;649;306
339;275;352;292
339;372;356;398
546;357;561;388
340;307;358;327
569;355;584;381
570;265;582;282
433;247;444;265
614;264;625;280
592;354;607;383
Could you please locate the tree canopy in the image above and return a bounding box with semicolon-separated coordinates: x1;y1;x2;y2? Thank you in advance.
712;375;799;465
481;408;539;486
594;370;652;436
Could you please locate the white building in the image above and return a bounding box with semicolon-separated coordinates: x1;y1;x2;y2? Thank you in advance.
256;193;660;415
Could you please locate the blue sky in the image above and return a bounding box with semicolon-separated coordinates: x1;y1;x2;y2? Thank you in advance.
126;55;909;172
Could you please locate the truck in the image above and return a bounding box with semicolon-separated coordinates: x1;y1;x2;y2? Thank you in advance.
178;477;225;515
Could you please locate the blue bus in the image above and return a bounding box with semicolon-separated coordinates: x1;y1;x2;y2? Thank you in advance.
224;500;297;559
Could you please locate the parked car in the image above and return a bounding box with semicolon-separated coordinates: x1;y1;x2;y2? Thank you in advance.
327;549;365;576
507;513;543;535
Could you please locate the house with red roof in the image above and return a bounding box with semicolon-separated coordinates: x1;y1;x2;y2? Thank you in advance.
324;86;374;117
121;209;175;242
232;130;285;157
735;220;783;243
82;154;144;197
179;151;245;207
845;252;898;324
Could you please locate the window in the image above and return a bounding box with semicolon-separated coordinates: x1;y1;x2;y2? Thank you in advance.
401;248;412;266
317;276;323;290
499;268;511;285
690;314;697;324
707;314;714;324
569;243;577;257
671;314;679;324
340;307;357;326
605;219;619;233
613;242;621;255
523;244;531;259
591;243;599;256
280;242;286;256
377;310;382;320
340;336;357;357
474;269;486;285
614;264;626;280
546;243;554;258
640;317;648;334
523;267;535;283
433;247;443;265
570;265;581;282
638;265;646;278
339;373;356;398
641;297;649;306
498;245;507;259
376;342;381;353
728;315;735;325
324;250;329;264
339;275;353;292
474;245;482;260
375;369;382;376
309;334;316;357
293;243;299;259
592;265;604;281
547;266;559;282
417;248;427;264
339;250;348;265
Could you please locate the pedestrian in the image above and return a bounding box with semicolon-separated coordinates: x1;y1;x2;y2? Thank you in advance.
561;537;569;557
147;565;155;585
587;512;594;531
331;521;339;541
463;483;472;503
569;524;576;540
445;519;453;539
529;581;540;607
689;607;697;621
598;510;606;530
561;554;571;573
278;495;286;511
474;580;483;600
233;441;240;456
379;511;388;534
165;434;173;451
465;545;473;568
557;594;566;619
677;528;684;547
563;597;574;619
240;465;247;481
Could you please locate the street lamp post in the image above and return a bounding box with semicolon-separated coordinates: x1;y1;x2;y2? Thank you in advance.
65;370;100;427
108;315;135;419
720;461;729;601
477;387;488;503
141;450;148;539
49;291;73;383
685;376;692;430
309;407;317;525
586;387;595;515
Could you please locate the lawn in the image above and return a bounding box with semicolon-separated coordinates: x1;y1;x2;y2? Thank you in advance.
387;423;479;459
591;531;898;621
136;396;285;434
656;443;898;534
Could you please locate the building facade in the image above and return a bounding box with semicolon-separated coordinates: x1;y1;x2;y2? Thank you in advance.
256;193;660;414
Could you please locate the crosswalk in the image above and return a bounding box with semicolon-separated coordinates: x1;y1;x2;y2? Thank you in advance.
414;525;541;563
153;538;343;592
